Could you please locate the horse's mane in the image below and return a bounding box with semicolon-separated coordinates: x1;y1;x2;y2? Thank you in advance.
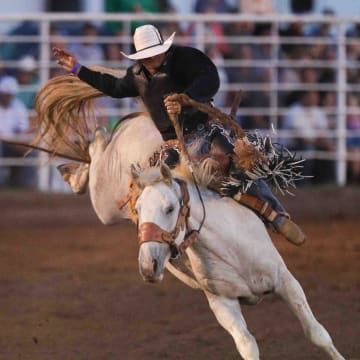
173;155;219;188
135;155;218;190
32;66;126;163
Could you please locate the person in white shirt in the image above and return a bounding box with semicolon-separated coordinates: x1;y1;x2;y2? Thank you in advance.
0;76;37;188
68;22;105;65
282;91;332;150
282;91;335;182
240;0;274;14
0;76;29;139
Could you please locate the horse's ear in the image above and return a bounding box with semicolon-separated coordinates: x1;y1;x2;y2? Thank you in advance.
57;162;89;194
160;162;172;185
130;163;140;181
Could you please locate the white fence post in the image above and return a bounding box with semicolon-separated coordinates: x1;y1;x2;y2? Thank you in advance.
37;18;51;192
336;21;347;186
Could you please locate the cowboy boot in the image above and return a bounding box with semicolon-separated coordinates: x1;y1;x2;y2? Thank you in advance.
228;189;307;246
272;213;306;246
245;180;306;246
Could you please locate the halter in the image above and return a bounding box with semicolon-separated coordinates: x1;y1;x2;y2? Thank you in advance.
137;179;199;258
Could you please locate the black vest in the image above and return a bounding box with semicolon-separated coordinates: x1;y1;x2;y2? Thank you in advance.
131;48;209;140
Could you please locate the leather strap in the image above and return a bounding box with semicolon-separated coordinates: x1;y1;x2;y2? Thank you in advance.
117;193;131;209
138;222;174;245
233;192;279;222
137;179;194;254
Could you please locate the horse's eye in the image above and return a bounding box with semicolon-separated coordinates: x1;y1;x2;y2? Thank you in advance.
165;205;174;215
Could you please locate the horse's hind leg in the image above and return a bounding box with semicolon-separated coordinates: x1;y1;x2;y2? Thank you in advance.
204;291;260;360
275;267;345;360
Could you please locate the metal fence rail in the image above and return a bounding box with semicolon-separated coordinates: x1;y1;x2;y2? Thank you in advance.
1;12;360;190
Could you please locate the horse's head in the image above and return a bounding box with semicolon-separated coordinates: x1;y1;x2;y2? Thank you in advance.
130;163;190;283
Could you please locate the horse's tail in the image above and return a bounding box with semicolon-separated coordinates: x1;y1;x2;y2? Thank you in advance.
32;66;125;163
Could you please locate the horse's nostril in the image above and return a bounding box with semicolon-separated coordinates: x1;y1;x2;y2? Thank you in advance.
152;259;158;274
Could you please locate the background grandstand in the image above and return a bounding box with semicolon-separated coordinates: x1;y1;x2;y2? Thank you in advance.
0;0;359;190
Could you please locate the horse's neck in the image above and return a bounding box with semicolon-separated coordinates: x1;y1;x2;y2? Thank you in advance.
89;116;163;225
185;182;271;250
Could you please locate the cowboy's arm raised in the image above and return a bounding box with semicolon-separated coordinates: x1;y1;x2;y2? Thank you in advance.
53;47;138;98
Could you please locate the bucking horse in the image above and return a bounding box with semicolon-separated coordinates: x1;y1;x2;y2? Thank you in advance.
7;68;346;359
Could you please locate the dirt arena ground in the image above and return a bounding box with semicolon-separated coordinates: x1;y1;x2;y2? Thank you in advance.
0;186;359;360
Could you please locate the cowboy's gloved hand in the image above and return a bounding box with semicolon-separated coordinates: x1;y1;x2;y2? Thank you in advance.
53;47;78;72
164;95;182;116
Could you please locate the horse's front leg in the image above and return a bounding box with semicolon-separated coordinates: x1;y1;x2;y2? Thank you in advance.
276;267;345;360
204;290;259;360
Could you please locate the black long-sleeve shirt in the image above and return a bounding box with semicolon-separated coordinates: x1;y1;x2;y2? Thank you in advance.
77;45;220;140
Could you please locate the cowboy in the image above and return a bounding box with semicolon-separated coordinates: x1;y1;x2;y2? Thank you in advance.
53;24;305;245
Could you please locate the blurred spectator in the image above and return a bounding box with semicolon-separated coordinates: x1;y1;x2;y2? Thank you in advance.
346;21;360;39
194;0;235;13
0;57;6;79
226;45;270;128
279;21;306;59
240;91;270;130
15;55;39;110
346;93;360;183
205;44;229;107
227;45;260;92
299;67;318;84
345;37;360;85
49;25;69;77
157;0;175;12
159;22;188;46
281;90;335;183
309;8;337;38
239;0;274;14
320;91;337;130
222;21;256;76
0;77;29;139
188;19;231;57
45;0;82;11
68;22;105;65
278;24;312;108
0;21;39;61
44;3;85;39
104;0;160;34
252;23;273;60
188;1;233;57
318;46;336;84
308;8;337;62
104;41;125;67
0;76;37;188
290;0;313;14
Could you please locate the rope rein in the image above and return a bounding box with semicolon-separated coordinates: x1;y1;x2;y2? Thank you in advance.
0;137;90;163
165;92;244;235
166;95;208;235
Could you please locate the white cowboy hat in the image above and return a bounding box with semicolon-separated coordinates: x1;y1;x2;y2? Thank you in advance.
18;55;37;72
121;24;175;60
0;76;19;95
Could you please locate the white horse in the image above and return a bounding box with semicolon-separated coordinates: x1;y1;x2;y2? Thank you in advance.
130;163;345;360
32;68;163;225
57;115;163;224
